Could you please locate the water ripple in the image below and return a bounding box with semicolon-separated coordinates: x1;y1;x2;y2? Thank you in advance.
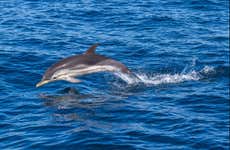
0;0;229;149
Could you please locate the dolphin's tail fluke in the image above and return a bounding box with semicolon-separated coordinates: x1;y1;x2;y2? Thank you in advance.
124;69;142;81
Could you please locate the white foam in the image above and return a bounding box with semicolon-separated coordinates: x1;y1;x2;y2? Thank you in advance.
200;66;215;74
114;66;214;86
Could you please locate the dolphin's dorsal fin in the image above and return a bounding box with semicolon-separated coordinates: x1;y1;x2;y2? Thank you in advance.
84;43;99;55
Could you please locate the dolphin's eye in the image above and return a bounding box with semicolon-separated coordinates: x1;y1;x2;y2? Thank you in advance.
53;77;57;79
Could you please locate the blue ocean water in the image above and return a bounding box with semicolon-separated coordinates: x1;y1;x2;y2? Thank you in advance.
0;0;229;149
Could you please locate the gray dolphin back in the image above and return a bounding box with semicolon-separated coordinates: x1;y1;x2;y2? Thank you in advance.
42;44;131;80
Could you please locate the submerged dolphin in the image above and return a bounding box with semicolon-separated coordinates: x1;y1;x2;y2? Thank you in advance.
36;44;131;87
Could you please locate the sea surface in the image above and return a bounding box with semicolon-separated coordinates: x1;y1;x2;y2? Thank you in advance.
0;0;229;149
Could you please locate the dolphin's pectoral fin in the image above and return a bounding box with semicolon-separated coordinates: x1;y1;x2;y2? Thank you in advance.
64;77;81;83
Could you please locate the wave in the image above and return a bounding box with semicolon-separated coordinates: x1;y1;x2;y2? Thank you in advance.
114;66;215;85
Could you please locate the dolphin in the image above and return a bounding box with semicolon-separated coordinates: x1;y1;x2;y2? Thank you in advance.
36;44;131;87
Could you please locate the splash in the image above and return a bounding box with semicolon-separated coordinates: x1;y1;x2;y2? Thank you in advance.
200;66;215;74
114;66;215;85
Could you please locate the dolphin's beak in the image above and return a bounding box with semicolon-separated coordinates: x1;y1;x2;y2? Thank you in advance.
36;80;51;88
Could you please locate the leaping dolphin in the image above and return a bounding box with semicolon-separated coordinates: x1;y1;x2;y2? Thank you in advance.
36;44;131;87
